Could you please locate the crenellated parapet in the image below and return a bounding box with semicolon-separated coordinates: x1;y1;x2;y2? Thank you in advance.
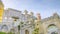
1;0;60;34
41;13;60;23
42;13;60;34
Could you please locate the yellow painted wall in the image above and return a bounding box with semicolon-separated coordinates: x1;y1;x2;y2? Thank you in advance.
0;2;4;23
0;10;3;22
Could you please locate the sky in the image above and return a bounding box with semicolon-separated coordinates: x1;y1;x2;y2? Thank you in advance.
2;0;60;19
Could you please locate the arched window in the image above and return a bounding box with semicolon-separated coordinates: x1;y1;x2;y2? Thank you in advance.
25;30;29;34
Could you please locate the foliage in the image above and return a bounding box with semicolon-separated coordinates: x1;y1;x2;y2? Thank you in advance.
0;32;6;34
32;28;39;34
20;22;24;24
18;25;20;30
7;32;15;34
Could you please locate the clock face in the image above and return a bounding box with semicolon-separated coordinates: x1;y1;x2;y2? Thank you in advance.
47;25;58;34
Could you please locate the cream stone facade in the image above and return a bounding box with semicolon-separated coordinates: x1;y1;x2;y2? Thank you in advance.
41;13;60;34
0;0;60;34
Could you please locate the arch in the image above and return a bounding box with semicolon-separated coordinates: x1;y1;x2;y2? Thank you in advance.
48;24;56;28
1;25;8;30
25;30;29;34
47;24;58;34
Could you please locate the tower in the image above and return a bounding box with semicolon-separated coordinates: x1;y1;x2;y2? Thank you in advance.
35;13;41;28
33;13;41;34
34;13;43;34
36;13;41;21
0;0;4;22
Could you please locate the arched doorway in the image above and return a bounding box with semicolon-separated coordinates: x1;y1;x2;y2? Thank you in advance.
47;24;58;34
1;25;8;32
51;32;58;34
25;30;29;34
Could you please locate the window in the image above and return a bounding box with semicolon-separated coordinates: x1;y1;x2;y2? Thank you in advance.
5;17;7;19
25;30;29;34
18;25;20;30
1;25;8;31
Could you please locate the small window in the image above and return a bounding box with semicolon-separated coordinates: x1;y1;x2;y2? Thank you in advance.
25;30;29;34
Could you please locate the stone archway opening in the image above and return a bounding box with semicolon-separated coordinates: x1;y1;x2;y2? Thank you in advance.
47;24;58;34
1;25;8;32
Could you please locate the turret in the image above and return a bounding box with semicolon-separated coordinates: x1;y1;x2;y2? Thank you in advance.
36;13;41;21
35;13;43;34
30;12;34;16
53;12;59;17
53;12;59;19
29;12;34;23
35;13;41;28
34;13;42;34
24;10;28;15
0;0;4;22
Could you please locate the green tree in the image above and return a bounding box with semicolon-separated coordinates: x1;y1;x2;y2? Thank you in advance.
0;32;6;34
7;32;15;34
32;28;39;34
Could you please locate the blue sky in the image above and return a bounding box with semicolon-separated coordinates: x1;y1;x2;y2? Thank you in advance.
2;0;60;19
